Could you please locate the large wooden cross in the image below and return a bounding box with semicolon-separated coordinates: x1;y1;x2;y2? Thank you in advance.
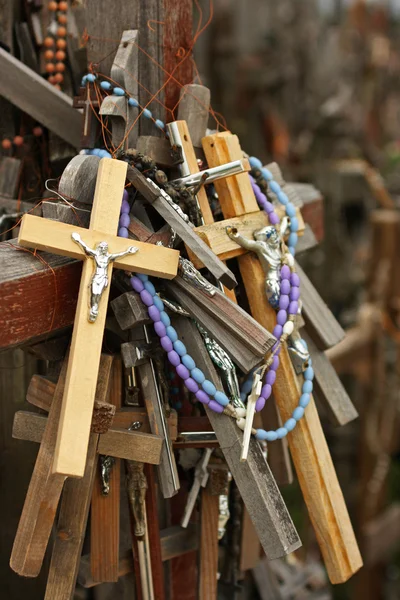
17;157;179;478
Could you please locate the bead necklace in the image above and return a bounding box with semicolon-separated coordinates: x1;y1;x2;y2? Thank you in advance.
1;127;43;151
43;1;68;88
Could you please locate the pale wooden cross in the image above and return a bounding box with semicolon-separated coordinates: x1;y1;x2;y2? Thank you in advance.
17;157;179;479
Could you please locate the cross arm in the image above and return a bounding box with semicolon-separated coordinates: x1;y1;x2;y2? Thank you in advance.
18;214;179;279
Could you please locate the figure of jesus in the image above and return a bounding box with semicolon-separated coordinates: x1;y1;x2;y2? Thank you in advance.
72;232;138;323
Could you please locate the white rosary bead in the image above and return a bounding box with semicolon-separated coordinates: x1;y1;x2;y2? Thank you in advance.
235;407;247;418
285;252;294;267
236;417;246;431
283;321;294;336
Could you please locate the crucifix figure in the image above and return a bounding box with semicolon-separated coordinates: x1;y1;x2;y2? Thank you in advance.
71;232;138;322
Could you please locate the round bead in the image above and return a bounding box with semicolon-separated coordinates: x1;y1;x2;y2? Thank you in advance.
293;406;304;421
142;108;152;119
266;370;276;386
1;139;11;149
276;427;288;439
304;367;314;381
280;279;290;295
160;311;170;327
53;72;64;84
48;1;58;10
44;49;54;60
173;340;187;356
191;368;205;384
140;290;154;307
273;324;283;338
13;136;24;146
58;14;68;24
236;418;246;431
45;63;55;73
290;287;300;301
249;156;262;169
56;38;67;49
44;36;55;47
290;273;300;287
283;321;294;336
128;97;139;107
302;380;313;394
155;119;164;130
289;301;298;315
59;1;68;10
33;126;43;137
195;390;210;404
118;226;128;238
202;380;216;397
255;397;266;412
100;81;112;90
286;203;296;218
256;429;278;442
148;305;161;322
277;310;287;326
209;400;224;413
299;393;310;408
182;354;195;370
119;213;130;228
55;50;66;61
176;364;189;380
269;212;279;225
261;383;272;399
279;294;289;310
186;377;199;393
113;87;125;96
288;233;298;248
277;191;289;205
55;60;65;71
284;418;296;432
153;296;164;312
166;326;178;342
130;276;144;292
144;280;156;296
214;391;229;406
154;321;166;337
281;265;291;280
160;336;173;352
57;26;67;37
167;350;180;367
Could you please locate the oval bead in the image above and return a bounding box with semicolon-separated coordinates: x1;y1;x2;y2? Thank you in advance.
293;406;304;421
299;393;310;408
144;281;156;296
196;390;210;404
276;427;288;439
113;87;125;96
142;108;152;119
182;354;195;371
249;156;262;169
288;233;298;247
269;212;279;225
191;368;205;384
130;277;144;292
140;290;154;306
290;217;299;232
160;336;173;352
286;203;296;217
261;167;273;181
279;294;289;310
153;296;164;312
273;324;283;338
269;181;280;195
166;326;178;342
277;310;287;326
284;418;296;432
119;213;130;228
173;340;187;356
176;364;189;380
214;391;229;406
202;380;216;396
304;367;314;381
209;399;224;413
118;227;129;238
283;321;294;336
235;407;246;418
289;301;298;315
280;265;291;280
290;273;300;287
148;305;160;322
277;191;289;205
271;355;280;371
261;383;272;399
154;321;166;337
160;311;170;327
155;119;165;130
236;417;246;430
186;377;199;393
285;252;295;267
290;287;300;301
128;97;139;107
256;429;277;442
255;396;266;412
137;273;149;282
266;370;276;386
121;198;130;213
100;80;112;90
280;280;290;295
302;380;313;394
86;73;96;82
265;201;275;214
167;350;180;367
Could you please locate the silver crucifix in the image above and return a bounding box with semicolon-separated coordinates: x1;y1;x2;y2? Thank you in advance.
72;232;138;323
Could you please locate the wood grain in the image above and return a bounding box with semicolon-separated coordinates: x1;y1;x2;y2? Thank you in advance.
177;84;211;148
199;489;219;599
98;429;163;464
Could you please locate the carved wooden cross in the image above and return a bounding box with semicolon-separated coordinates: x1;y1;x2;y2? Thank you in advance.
17;157;179;478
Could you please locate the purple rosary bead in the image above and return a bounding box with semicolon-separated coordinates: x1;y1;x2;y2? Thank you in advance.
277;310;287;326
261;383;272;399
148;305;161;322
273;324;283;338
122;189;129;202
186;377;199;393
280;279;290;295
209;399;224;413
118;227;129;238
290;287;300;301
121;198;130;214
196;389;210;404
281;265;291;280
255;396;266;412
279;294;289;310
291;272;300;287
131;277;144;293
269;212;279;225
176;364;190;380
289;301;298;315
271;355;280;371
140;289;154;307
119;213;130;228
266;370;276;386
154;321;166;337
167;350;180;367
160;336;173;352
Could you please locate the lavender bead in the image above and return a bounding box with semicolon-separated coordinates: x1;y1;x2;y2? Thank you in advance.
261;383;272;399
289;301;298;315
160;336;173;352
273;324;283;338
131;277;144;293
118;227;129;238
119;213;130;228
140;290;154;307
123;189;129;202
265;201;275;214
279;294;289;310
266;370;276;386
186;377;199;393
291;273;300;287
281;265;291;280
277;310;287;326
271;355;280;371
167;350;180;367
255;396;266;412
209;400;224;413
269;212;279;225
121;198;130;213
280;279;290;295
154;321;166;337
176;364;189;380
290;287;300;301
196;389;210;404
148;305;161;322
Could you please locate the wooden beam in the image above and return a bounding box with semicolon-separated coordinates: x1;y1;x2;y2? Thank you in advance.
98;429;163;464
199;488;219;599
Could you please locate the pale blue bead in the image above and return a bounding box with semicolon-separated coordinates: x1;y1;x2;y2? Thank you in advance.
288;246;295;256
144;281;156;296
160;311;170;327
299;393;310;408
91;148;101;155
214;391;229;406
290;217;299;232
302;380;313;394
155;119;165;130
288;233;298;247
276;427;288;439
142;108;152;119
284;418;296;432
286;203;296;217
269;181;281;195
166;326;178;342
277;191;289;205
99;150;111;158
100;81;112;90
182;354;196;371
81;76;87;85
153;296;164;312
304;367;314;381
293;406;305;421
202;380;216;396
261;167;273;181
173;340;187;356
249;156;262;169
86;74;96;82
256;429;278;442
128;97;139;107
137;273;149;282
191;368;205;384
113;87;125;96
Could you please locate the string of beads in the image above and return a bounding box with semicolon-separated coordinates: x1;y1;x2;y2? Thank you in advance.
43;1;68;88
1;128;43;151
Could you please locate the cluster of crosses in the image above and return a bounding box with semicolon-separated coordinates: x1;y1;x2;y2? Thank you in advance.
0;25;363;600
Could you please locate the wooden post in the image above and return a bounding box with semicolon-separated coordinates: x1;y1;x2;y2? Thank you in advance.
198;487;219;599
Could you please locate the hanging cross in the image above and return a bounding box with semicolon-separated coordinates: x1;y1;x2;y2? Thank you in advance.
73;84;100;148
17;157;179;479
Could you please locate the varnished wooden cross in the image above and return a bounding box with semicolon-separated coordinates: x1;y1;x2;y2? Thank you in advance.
17;157;179;478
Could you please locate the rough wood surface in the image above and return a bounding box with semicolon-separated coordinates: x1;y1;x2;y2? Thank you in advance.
98;429;163;464
111;291;152;330
0;48;81;147
177;84;211;148
241;254;363;583
173;316;301;560
59;155;101;205
0;156;22;199
136;137;174;168
199;488;219;599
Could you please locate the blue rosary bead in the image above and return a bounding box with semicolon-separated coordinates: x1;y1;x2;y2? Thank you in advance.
202;380;216;397
290;217;299;232
293;406;304;421
144;280;156;296
137;273;148;282
261;167;273;181
276;427;288;439
128;97;139;107
86;73;96;83
155;119;165;130
173;340;187;356
299;393;311;408
286;203;296;218
160;311;170;327
284;418;296;432
256;429;278;442
288;246;295;256
269;181;280;195
113;87;125;96
288;233;298;248
153;296;164;312
142;108;152;119
214;391;229;406
304;367;314;381
191;367;205;384
182;354;196;371
100;81;112;90
277;191;289;205
166;326;178;342
302;380;313;394
249;156;262;169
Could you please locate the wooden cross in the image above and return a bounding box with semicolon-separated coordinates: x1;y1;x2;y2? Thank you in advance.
17;157;179;478
197;130;362;583
73;84;100;149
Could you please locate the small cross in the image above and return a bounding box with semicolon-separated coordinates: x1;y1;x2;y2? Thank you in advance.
73;85;100;148
17;157;179;478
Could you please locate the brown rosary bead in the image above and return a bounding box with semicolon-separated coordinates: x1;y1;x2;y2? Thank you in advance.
44;49;54;60
58;14;67;25
57;26;67;37
55;62;65;72
55;50;66;60
48;1;58;10
1;139;12;150
43;37;55;48
58;0;68;9
54;73;64;83
56;38;67;49
45;63;55;73
13;136;24;147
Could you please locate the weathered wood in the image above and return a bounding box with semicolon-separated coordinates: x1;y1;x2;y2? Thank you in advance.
58;154;101;205
136;137;174;168
0;157;22;199
0;48;81;147
199;488;219;599
173;316;301;560
177;84;211;148
13;412;48;444
42;201;91;229
111;291;152;331
261;398;293;486
240;508;262;572
127;166;237;289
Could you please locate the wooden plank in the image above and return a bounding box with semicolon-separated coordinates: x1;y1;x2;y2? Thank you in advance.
91;358;121;583
199;488;219;599
59;154;101;205
177;84;210;148
13;411;47;444
18;214;179;279
173;316;301;560
241;254;363;584
0;48;81;147
98;429;163;464
261;398;293;487
10;358;69;577
240;507;262;572
0;157;22;199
